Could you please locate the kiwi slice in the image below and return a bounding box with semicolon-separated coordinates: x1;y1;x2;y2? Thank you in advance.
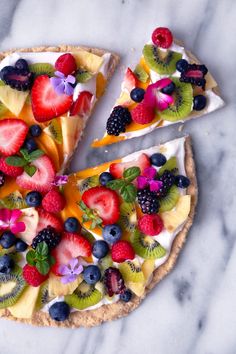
29;63;55;77
131;229;166;260
160;78;193;121
98;254;113;273
143;45;182;75
65;281;102;310
158;157;178;176
119;261;144;283
36;282;50;310
44;118;62;144
0;191;27;210
159;185;179;212
77;175;99;194
81;228;96;244
0;272;26;309
76;70;93;83
0;101;9;117
134;64;149;83
119;202;137;232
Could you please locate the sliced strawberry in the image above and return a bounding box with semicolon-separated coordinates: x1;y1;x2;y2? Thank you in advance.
55;53;77;76
16;155;55;193
70;91;93;117
109;153;151;179
51;232;92;275
0;157;23;177
82;186;120;225
36;208;63;233
0;119;28;156
31;75;73;122
123;68;138;92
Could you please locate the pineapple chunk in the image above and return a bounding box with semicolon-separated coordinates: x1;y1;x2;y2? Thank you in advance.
160;195;191;232
8;286;40;319
48;273;83;297
72;50;104;73
0;86;28;116
60;116;84;155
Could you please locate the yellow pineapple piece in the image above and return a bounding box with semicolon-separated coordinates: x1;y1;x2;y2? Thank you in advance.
72;50;104;73
160;195;191;232
8;286;40;319
0;86;28;116
48;273;83;297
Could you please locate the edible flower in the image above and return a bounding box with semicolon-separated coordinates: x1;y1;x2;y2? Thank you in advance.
59;258;83;284
137;167;163;192
0;209;25;234
52;174;68;187
50;71;75;96
144;78;174;111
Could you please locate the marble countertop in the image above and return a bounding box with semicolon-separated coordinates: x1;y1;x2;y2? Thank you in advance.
0;0;235;353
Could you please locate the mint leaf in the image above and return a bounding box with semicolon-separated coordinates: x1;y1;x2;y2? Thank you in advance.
26;250;36;266
6;156;27;167
24;164;37;177
36;261;50;275
120;184;137;202
48;254;55;266
106;179;126;190
79;201;87;211
20;148;30;161
123;167;141;183
29;149;44;162
36;242;49;256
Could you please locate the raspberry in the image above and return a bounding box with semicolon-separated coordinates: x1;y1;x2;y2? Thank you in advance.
137;188;159;214
55;53;77;76
106;106;132;136
131;101;155;125
0;171;5;187
103;267;125;297
151;27;173;49
23;264;48;287
32;226;61;250
157;170;175;198
138;214;163;236
42;189;66;213
0;157;23;177
111;240;135;263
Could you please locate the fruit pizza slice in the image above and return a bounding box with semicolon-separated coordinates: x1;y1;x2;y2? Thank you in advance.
92;27;224;147
0;45;119;200
0;136;197;327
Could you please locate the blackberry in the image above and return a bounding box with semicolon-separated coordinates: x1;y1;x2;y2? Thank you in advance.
104;267;125;297
0;66;33;91
179;63;208;89
0;171;5;187
32;226;61;250
137;189;159;214
156;170;175;198
106;105;132;136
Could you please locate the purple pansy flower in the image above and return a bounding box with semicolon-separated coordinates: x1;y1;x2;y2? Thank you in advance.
137;167;163;192
50;71;75;96
52;175;69;187
59;258;83;284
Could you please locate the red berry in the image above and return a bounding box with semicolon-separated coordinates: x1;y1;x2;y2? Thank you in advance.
0;119;28;156
111;240;135;263
70;91;93;116
151;27;173;49
109;153;150;179
138;214;163;236
42;189;66;213
36;209;63;234
0;157;23;177
23;264;48;287
55;53;77;76
131;101;155;125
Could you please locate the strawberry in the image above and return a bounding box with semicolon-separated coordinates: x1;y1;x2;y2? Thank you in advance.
131;101;156;125
51;232;92;275
36;209;63;233
31;75;73;122
23;264;48;287
42;189;66;213
138;214;163;236
0;157;23;177
0;119;28;156
16;155;55;193
70;91;93;116
82;186;120;225
109;153;151;179
55;53;77;76
123;68;137;92
111;240;135;263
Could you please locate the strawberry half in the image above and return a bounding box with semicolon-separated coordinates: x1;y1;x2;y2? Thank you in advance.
51;232;92;275
31;75;73;122
16;155;55;193
109;153;151;179
0;119;28;156
70;91;93;116
123;68;138;92
82;186;120;225
36;209;63;233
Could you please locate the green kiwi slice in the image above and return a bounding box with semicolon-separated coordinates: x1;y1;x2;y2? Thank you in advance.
36;282;50;310
29;63;55;77
65;281;102;310
0;271;26;309
98;254;113;273
119;202;137;232
0;191;27;210
119;261;144;283
80;229;96;244
44;118;62;144
158;157;178;176
76;70;93;83
134;64;149;83
77;175;99;194
159;185;180;212
160;78;193;121
143;45;182;75
131;229;166;260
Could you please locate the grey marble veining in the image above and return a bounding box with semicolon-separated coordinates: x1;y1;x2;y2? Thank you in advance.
0;0;235;353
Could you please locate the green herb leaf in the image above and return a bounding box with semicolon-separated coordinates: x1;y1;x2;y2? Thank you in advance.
6;156;27;167
48;254;55;266
106;179;126;190
20;148;30;161
120;184;137;202
91;220;97;229
29;149;44;162
24;164;37;177
123;167;141;183
36;242;49;257
26;250;36;266
79;201;88;211
36;261;50;275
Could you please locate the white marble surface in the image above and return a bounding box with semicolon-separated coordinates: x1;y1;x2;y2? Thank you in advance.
0;0;235;353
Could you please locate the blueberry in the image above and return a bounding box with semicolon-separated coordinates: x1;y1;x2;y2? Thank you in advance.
150;153;167;167
99;172;113;186
102;224;122;245
175;175;190;188
0;231;16;249
0;255;14;274
161;81;176;95
15;239;28;252
176;59;189;73
29;124;42;137
83;265;101;285
15;59;29;73
193;95;207;111
64;217;79;233
92;240;109;259
49;301;70;322
120;289;132;302
25;191;42;207
130;88;145;103
23;138;37;153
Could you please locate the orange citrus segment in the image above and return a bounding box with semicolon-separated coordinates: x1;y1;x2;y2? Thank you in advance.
96;73;106;98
